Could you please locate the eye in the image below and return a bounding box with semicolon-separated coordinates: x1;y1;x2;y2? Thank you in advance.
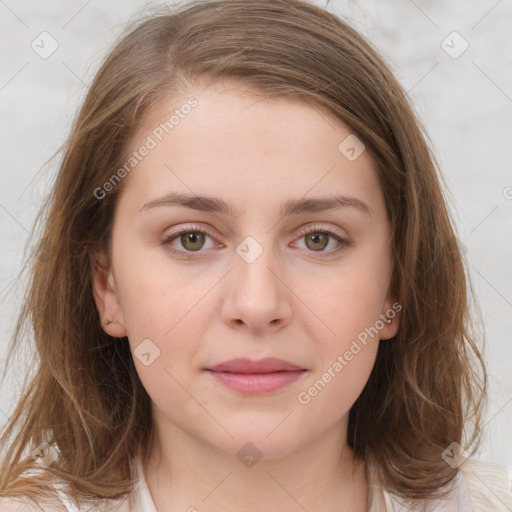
293;224;350;256
161;225;218;257
161;223;351;259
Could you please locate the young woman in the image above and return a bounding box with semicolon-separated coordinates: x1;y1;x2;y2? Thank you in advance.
1;0;510;510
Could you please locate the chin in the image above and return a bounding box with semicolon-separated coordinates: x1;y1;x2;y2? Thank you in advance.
209;420;304;460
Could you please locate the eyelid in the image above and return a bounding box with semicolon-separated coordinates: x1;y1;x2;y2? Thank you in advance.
296;222;347;240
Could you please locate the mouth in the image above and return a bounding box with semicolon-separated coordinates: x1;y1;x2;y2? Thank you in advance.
204;358;308;394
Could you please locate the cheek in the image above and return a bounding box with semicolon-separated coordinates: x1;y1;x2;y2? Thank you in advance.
290;251;387;416
296;332;379;424
296;254;391;350
113;237;211;341
119;276;209;367
112;254;212;396
118;272;211;423
289;332;379;456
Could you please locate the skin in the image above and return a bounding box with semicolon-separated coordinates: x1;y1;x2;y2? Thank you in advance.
92;79;400;512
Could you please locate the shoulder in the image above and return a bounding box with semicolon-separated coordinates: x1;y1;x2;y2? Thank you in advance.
459;457;512;511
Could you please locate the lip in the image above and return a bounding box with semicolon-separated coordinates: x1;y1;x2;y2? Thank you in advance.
207;357;304;373
205;358;307;394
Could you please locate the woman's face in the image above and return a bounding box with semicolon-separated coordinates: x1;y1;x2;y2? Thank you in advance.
93;80;399;460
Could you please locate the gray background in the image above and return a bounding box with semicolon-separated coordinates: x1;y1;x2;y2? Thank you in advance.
1;0;511;466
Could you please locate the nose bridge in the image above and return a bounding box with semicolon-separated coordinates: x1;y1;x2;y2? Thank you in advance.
234;233;282;300
221;233;292;331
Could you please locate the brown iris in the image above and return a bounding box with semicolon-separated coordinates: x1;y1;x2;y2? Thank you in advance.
180;232;206;251
304;232;329;251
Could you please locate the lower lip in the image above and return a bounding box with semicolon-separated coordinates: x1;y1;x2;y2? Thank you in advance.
206;370;307;394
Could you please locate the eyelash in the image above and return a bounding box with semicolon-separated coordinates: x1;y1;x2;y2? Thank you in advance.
160;223;350;259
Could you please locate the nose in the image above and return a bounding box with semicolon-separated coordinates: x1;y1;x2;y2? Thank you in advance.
220;241;293;335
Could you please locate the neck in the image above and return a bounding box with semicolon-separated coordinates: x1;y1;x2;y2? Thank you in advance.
143;420;368;512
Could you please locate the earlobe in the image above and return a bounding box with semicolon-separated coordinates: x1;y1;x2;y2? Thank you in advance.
379;295;401;341
90;251;128;338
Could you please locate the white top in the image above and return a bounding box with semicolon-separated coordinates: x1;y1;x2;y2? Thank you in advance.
0;455;511;511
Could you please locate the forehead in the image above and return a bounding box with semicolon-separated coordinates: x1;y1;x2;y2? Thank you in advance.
116;81;385;221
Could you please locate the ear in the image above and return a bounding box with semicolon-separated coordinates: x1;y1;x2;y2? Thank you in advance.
90;251;128;338
378;290;401;341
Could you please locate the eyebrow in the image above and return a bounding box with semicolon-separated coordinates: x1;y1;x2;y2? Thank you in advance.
139;192;372;217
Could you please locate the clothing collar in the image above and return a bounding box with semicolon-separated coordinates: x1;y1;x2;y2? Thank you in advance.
131;454;158;512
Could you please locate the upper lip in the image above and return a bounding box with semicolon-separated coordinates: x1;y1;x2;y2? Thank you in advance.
206;358;305;373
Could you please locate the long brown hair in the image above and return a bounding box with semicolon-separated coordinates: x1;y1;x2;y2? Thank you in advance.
0;0;486;505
